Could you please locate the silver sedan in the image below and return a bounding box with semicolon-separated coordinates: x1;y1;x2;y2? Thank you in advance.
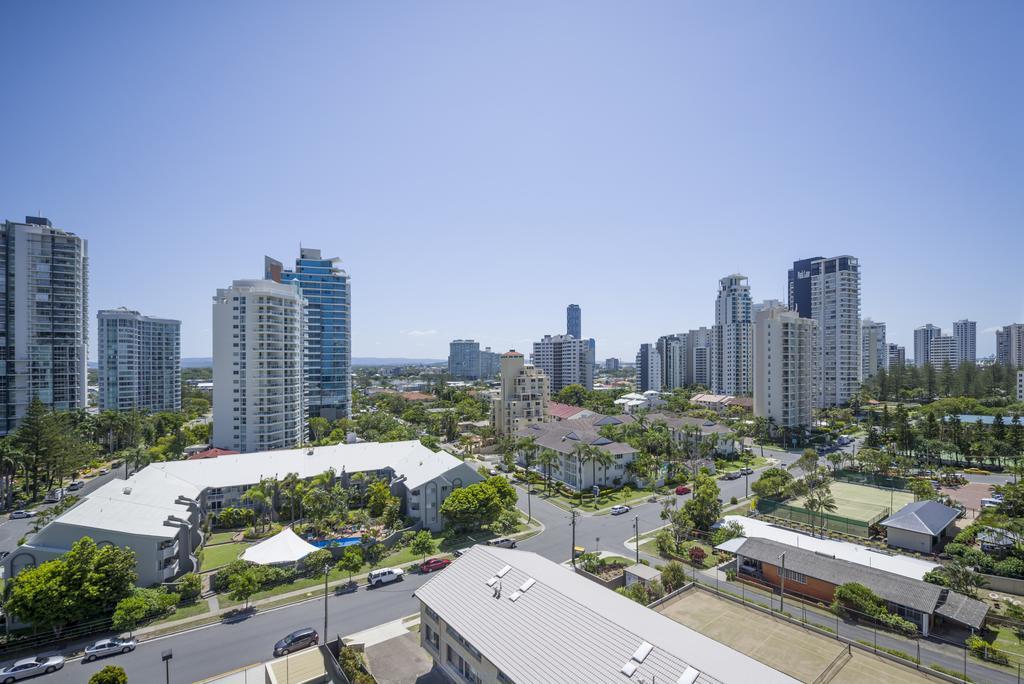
83;637;137;662
0;655;65;682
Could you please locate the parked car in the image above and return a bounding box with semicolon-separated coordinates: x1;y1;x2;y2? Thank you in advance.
420;557;452;573
487;468;499;476
721;472;741;481
452;548;465;558
98;468;110;476
8;510;34;520
43;489;64;503
675;485;691;495
367;567;405;587
273;628;319;657
739;467;754;476
610;505;631;515
0;655;65;682
66;480;85;492
486;538;517;549
83;637;136;662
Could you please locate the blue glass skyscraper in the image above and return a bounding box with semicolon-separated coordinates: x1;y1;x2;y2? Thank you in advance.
266;248;351;422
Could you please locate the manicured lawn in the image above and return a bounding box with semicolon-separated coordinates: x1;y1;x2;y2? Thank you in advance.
991;625;1024;660
206;530;242;545
539;488;656;513
715;455;770;473
202;542;249;570
150;600;210;625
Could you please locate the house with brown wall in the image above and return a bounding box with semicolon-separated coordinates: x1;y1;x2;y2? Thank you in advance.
730;537;988;636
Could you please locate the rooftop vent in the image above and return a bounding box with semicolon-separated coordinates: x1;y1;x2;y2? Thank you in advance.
122;487;132;495
620;662;638;677
519;578;536;593
486;577;498;587
677;666;701;684
307;448;314;456
497;565;511;578
632;642;653;663
509;591;522;602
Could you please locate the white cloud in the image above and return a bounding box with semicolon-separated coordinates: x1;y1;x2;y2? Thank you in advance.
403;329;438;337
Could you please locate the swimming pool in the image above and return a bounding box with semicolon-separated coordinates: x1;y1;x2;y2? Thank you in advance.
308;537;361;549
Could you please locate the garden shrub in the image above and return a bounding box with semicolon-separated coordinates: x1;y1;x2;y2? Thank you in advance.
176;572;202;601
112;588;180;631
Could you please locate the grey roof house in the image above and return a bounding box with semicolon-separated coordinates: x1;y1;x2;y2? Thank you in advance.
880;500;960;554
730;537;988;635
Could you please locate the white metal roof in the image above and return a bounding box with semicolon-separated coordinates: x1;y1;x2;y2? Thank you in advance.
721;515;938;579
148;439;468;490
416;545;797;684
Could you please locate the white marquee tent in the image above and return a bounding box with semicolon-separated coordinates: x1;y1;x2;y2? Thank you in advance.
240;527;320;565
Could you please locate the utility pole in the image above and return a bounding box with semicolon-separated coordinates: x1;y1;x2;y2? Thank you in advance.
634;515;640;565
778;552;786;612
570;509;580;567
323;565;330;638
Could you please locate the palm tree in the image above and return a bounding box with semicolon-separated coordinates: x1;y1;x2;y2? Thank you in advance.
536;449;560;493
572;443;596;506
515;436;539;476
0;439;20;510
591;448;615;495
811;485;838;537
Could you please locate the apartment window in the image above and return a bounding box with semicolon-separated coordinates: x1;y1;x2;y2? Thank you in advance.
424;623;439;651
446;625;481;661
424;605;438;622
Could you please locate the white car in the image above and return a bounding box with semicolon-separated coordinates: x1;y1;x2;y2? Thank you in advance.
98;468;110;475
610;505;631;516
0;655;65;682
367;567;405;587
83;637;137;661
8;510;34;520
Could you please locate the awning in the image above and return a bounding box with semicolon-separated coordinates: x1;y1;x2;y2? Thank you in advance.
240;527;320;565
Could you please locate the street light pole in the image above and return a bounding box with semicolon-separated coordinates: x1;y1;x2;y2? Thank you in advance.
778;552;786;612
633;515;640;565
161;649;173;684
570;510;579;567
323;565;329;639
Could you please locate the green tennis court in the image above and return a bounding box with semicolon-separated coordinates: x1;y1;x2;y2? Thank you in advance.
791;481;914;523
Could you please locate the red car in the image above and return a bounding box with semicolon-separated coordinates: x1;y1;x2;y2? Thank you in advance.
420;557;452;573
675;485;691;495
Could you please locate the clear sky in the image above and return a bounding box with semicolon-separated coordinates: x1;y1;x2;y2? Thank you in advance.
2;1;1021;361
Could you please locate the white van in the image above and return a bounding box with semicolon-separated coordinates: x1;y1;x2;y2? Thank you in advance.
43;489;65;503
981;498;1001;510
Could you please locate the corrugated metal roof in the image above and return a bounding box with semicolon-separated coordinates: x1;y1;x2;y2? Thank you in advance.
416;546;797;684
934;589;989;630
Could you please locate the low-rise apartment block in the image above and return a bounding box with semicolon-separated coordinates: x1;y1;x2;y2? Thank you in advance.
4;440;481;588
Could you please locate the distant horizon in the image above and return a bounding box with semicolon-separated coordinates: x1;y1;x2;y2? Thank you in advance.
3;2;1021;361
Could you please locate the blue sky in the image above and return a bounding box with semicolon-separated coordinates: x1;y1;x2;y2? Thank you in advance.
2;2;1021;361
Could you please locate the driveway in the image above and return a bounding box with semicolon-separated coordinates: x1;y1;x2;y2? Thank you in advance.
365;632;442;684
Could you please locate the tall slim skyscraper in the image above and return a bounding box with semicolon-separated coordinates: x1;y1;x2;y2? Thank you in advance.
566;304;581;340
0;217;88;435
656;333;687;390
754;304;816;429
635;343;662;393
686;327;712;387
98;308;181;412
711;274;753;395
914;324;942;367
996;324;1024;368
861;319;887;380
266;248;351;421
787;256;824;318
809;256;861;407
953;319;977;365
213;280;306;453
531;334;593;393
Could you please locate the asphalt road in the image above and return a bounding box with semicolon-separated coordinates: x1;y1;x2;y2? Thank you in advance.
43;572;433;684
8;442;1014;684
